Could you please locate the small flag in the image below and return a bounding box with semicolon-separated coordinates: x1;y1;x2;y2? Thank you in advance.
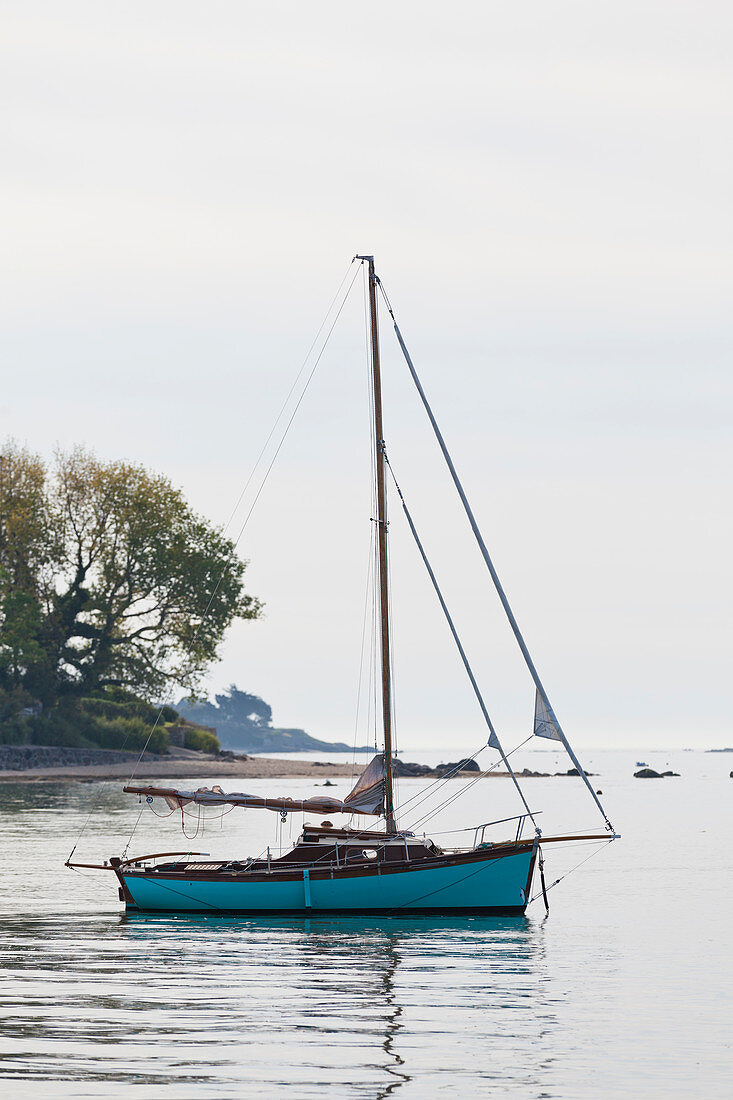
534;689;562;741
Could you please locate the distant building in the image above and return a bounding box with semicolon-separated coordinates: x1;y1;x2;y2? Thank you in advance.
18;702;43;718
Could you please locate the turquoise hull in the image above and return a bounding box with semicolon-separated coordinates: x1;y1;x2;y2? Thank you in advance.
121;848;535;916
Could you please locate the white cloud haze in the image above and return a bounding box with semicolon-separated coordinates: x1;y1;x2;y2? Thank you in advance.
1;2;731;749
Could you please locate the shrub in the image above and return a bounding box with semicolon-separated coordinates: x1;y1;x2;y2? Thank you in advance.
90;716;169;754
183;726;220;754
83;689;160;725
25;708;97;748
21;698;170;754
0;687;36;744
0;716;31;745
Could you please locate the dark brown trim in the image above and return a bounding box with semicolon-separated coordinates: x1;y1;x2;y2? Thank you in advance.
122;840;534;887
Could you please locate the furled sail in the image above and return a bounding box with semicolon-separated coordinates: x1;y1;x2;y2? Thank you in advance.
533;689;562;741
123;754;386;817
341;752;386;813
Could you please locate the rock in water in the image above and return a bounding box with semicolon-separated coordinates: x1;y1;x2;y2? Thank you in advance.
434;759;481;776
391;760;435;777
634;768;663;778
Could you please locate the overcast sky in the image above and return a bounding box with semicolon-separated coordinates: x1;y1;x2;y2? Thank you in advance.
1;2;731;751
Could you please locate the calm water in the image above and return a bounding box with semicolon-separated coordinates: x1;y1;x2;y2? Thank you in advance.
0;748;731;1097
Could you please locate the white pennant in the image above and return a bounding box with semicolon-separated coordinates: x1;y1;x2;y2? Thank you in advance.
533;689;562;741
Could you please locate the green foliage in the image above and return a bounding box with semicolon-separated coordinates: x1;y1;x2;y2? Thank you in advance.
182;726;220;754
0;440;261;719
0;715;32;745
0;685;35;744
9;695;170;753
80;692;158;725
85;716;169;754
16;701;99;748
0;680;175;752
75;692;171;752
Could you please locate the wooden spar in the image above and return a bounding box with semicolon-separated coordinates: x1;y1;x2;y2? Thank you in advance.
362;256;396;833
65;862;116;871
121;784;381;816
116;850;210;867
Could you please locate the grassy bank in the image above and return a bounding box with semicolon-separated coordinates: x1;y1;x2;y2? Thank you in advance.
0;688;220;755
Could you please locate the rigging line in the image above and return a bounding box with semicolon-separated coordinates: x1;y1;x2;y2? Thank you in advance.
384;472;400;819
394;749;496;830
365;263;380;756
421;820;537;837
67;260;362;863
123;261;363;792
400;736;536;835
227;261;363;554
352;266;379;783
383;452;539;832
527;840;613;907
390;732;533;822
67;864;114;897
218;258;359;540
351;523;376;786
121;801;146;861
386;840;516;914
389;743;489;819
366;547;377;754
404;769;488;835
148;804;177;818
69;268;363;862
376;277;613;834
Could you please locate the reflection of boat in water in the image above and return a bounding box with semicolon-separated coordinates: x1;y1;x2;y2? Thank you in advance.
117;913;548;1096
69;256;618;915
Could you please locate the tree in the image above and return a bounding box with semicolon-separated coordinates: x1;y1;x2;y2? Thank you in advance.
0;443;50;699
214;685;273;727
176;685;273;730
0;441;261;707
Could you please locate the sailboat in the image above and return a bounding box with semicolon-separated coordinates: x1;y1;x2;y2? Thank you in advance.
68;256;618;915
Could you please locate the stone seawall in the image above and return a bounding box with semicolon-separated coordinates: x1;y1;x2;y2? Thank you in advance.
0;744;165;771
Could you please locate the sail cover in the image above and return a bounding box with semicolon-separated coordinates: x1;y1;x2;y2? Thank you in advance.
533;689;562;741
341;752;386;813
124;754;386;817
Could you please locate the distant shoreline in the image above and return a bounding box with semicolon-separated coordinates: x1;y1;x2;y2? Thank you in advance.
0;746;363;783
0;749;582;784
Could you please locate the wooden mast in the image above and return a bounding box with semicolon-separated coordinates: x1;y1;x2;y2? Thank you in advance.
360;255;397;833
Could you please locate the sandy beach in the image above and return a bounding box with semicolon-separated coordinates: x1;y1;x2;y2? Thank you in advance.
0;749;367;784
0;747;522;784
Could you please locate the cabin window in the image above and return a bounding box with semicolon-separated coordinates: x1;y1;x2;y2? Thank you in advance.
362;849;377;860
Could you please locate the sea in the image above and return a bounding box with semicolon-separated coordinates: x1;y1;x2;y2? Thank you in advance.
0;745;731;1098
